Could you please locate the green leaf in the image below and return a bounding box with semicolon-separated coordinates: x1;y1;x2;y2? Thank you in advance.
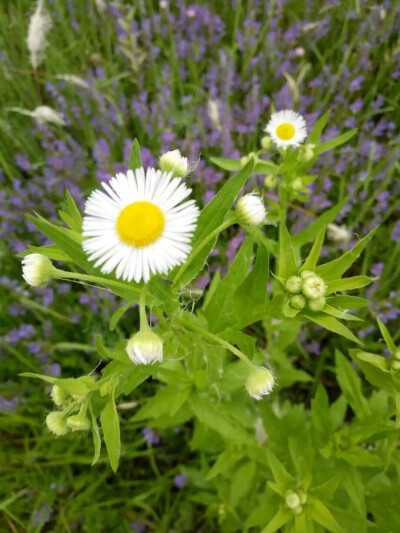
266;449;294;487
307;499;346;533
335;350;370;420
133;386;184;421
109;302;133;331
315;129;357;155
326;276;375;294
278;223;298;278
229;460;256;506
90;405;102;466
376;318;397;355
316;228;377;281
100;388;120;472
308;110;331;144
254;160;279;174
18;244;71;262
327;295;370;310
20;372;97;395
292;198;349;247
64;189;83;232
95;335;130;363
174;159;254;288
260;507;291;533
323;304;362;322
206;449;244;481
301;312;362;345
129;138;142;171
210;156;241;171
351;350;395;394
300;226;325;272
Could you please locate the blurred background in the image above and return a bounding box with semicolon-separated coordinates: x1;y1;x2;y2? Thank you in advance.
0;0;400;531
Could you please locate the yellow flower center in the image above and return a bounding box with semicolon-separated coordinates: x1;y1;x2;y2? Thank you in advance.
116;201;165;247
276;123;296;140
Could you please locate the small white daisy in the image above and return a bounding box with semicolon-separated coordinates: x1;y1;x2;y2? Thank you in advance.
264;110;307;148
82;168;200;283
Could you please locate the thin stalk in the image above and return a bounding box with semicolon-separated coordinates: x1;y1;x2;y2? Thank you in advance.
139;285;150;332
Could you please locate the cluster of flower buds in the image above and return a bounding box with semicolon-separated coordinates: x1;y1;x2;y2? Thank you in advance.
285;490;307;515
45;385;91;436
284;270;328;316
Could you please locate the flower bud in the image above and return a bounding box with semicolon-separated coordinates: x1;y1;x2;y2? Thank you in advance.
298;144;315;162
308;297;326;312
290;294;306;310
51;385;66;406
327;223;351;244
160;149;188;178
264;174;278;188
394;349;400;361
126;330;163;365
22;254;53;287
285;275;302;294
261;136;273;150
46;411;68;436
300;270;314;279
302;274;327;300
246;367;275;400
392;360;400;371
285;491;301;509
67;414;91;431
291;177;303;191
236;193;266;226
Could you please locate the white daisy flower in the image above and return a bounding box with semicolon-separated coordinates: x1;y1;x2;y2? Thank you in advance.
265;110;307;148
82;168;200;283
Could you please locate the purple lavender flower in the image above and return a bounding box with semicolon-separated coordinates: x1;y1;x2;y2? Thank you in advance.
143;427;160;446
174;473;188;489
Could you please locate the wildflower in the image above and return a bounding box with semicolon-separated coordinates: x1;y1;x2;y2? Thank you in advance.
327;223;351;244
207;99;222;130
56;74;90;89
285;275;302;294
265;110;307;148
27;0;52;69
245;367;275;400
66;414;91;431
45;411;68;436
82;168;199;283
126;330;163;365
301;274;327;300
9;106;66;126
174;473;188;489
159;149;189;178
236;193;266;226
22;254;53;287
143;427;160;446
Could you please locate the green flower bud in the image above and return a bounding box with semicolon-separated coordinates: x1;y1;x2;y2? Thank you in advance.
261;136;273;150
300;270;315;279
302;275;327;300
264;174;278;188
285;491;301;509
159;149;188;178
394;349;400;361
308;297;326;312
51;384;66;406
46;411;69;436
126;330;163;365
392;360;400;371
22;254;53;287
240;155;251;167
290;294;306;310
291;177;303;191
66;414;91;431
236;193;266;226
298;144;315;162
246;367;275;400
285;275;302;294
293;505;303;515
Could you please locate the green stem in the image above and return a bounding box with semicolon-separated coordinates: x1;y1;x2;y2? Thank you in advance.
139;285;150;332
175;318;254;371
172;214;237;288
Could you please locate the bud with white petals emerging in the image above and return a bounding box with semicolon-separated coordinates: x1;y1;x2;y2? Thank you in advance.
27;0;52;69
285;491;301;510
285;275;302;294
246;367;275;400
160;149;189;178
301;274;327;300
22;254;53;287
326;223;351;244
126;330;163;365
236;194;266;226
46;411;69;436
67;414;91;431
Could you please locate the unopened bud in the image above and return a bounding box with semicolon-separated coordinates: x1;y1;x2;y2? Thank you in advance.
308;297;326;312
160;149;189;178
126;330;163;365
285;275;302;294
264;174;278;188
392;360;400;371
261;136;273;150
246;367;275;400
22;254;53;287
298;144;315;162
285;491;301;509
302;274;327;300
290;294;306;310
46;411;69;436
51;385;66;406
291;177;303;191
66;414;91;431
394;349;400;361
236;193;266;226
300;270;314;280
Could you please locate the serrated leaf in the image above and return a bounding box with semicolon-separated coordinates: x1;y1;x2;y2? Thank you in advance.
278;223;298;278
129;138;142;170
292;198;348;247
335;350;370;420
300;226;325;272
100;388;120;472
326;276;375;294
173;159;254;288
316;228;377;281
301;312;362;345
376;318;397;355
